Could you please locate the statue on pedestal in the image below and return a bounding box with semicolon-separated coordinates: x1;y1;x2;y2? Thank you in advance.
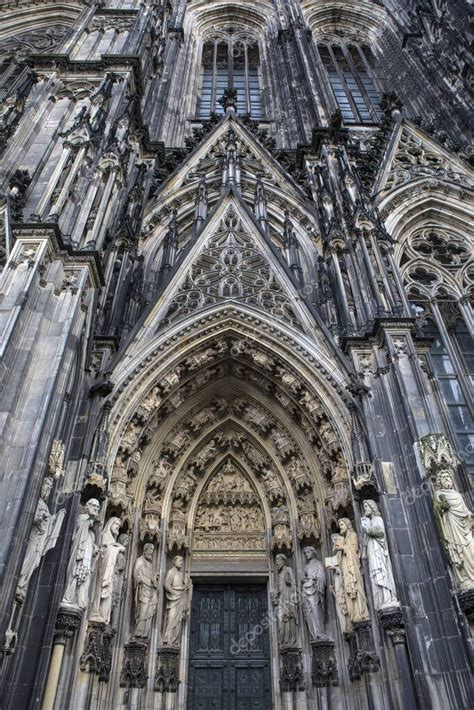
301;546;327;640
111;533;130;629
161;555;189;647
434;468;474;590
90;517;125;624
133;543;159;638
273;554;299;647
360;500;399;610
333;518;369;627
16;477;65;603
61;498;100;610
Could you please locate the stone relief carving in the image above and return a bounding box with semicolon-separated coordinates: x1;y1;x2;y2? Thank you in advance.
301;546;327;641
139;488;162;543
161;556;190;647
261;467;285;502
167;498;189;551
48;439;65;479
133;543;159;639
273;554;299;648
287;457;311;491
297;493;320;543
15;477;65;603
148;458;172;490
271;502;292;551
109;457;131;511
326;455;351;513
360;500;400;611
192;462;265;552
61;498;100;611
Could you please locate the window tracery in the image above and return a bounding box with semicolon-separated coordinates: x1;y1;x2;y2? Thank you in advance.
401;226;474;466
198;30;262;119
317;39;381;124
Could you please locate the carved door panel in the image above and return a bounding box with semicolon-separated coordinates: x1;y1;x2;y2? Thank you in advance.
188;585;271;710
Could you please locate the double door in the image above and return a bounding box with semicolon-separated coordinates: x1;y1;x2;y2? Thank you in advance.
187;584;271;710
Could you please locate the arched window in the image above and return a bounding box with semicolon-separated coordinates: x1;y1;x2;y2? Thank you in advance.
421;316;474;464
318;43;381;124
198;35;262;119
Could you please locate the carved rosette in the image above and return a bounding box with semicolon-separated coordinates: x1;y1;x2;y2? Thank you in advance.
120;640;148;689
154;647;180;693
311;639;339;687
280;648;305;693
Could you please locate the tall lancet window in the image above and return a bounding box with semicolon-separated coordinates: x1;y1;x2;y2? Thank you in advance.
318;43;381;124
198;35;262;119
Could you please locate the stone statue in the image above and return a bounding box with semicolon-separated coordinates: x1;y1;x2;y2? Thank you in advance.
111;533;130;629
301;546;327;640
61;498;100;610
273;554;299;647
16;477;65;603
360;500;399;610
333;518;369;627
326;533;348;633
162;555;189;647
89;517;125;625
133;543;159;638
434;468;474;590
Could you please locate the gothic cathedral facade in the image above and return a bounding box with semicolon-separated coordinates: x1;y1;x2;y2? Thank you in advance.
0;1;472;709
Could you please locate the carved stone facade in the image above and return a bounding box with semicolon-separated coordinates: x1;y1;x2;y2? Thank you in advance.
0;1;472;709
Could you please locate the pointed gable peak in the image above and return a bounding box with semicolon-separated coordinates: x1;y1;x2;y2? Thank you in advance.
375;120;473;200
153;110;306;201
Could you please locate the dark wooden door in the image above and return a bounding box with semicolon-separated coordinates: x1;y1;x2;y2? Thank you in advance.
187;584;271;710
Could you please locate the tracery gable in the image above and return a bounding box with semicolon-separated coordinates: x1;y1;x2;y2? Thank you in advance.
375;121;473;200
149;194;318;337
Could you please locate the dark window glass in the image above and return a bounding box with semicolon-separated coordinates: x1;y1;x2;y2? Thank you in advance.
198;39;262;119
319;42;381;125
